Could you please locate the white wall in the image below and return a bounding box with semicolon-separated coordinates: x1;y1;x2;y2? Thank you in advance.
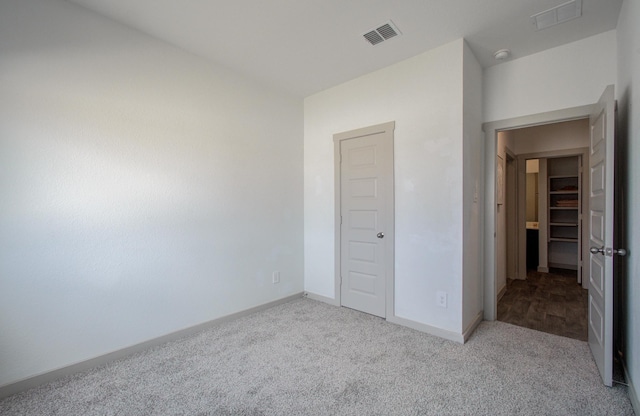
484;30;617;122
0;0;303;387
511;119;589;155
304;40;466;334
617;0;640;410
462;43;484;331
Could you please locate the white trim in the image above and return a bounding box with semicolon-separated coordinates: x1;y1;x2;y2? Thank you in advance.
303;291;339;306
387;315;465;344
516;152;528;279
462;312;484;342
0;293;304;399
623;362;640;416
505;149;519;281
308;292;481;344
483;104;595;321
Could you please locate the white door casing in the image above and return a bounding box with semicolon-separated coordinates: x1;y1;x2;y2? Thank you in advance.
588;85;616;387
484;104;599;321
334;122;394;318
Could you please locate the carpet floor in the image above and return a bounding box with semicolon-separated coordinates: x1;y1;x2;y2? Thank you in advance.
0;298;633;415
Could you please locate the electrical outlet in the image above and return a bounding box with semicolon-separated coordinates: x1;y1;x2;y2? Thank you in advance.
474;180;478;203
437;291;448;308
272;271;280;284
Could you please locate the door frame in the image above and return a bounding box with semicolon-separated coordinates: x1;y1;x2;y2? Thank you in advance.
505;150;518;285
333;121;395;318
483;105;595;320
515;149;590;286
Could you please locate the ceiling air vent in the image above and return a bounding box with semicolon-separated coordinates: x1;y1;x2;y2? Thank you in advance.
531;0;582;31
363;20;401;46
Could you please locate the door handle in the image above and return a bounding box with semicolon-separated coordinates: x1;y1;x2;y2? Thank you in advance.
613;248;627;256
591;246;628;257
377;232;384;239
607;247;627;257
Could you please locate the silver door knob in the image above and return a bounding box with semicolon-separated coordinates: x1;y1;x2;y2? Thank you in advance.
377;232;384;239
590;246;605;255
613;248;627;257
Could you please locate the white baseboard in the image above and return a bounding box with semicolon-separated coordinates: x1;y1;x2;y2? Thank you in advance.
0;292;304;399
537;266;549;273
304;293;469;344
623;361;639;416
462;311;483;342
303;291;339;306
387;315;465;344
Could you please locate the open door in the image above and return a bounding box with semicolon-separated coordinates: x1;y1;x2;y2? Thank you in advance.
588;85;625;386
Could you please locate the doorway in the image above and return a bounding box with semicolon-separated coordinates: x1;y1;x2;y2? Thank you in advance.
494;122;590;341
485;86;619;386
333;121;395;318
483;104;595;320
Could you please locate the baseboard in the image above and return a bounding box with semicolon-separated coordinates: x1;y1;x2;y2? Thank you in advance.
537;266;549;273
548;262;578;271
304;293;466;343
0;292;304;399
622;361;639;416
303;291;339;306
462;312;483;342
497;284;507;302
387;315;464;344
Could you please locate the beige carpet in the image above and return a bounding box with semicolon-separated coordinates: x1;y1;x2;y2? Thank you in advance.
0;298;634;415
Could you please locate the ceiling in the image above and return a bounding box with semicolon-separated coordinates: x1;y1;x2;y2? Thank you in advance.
66;0;623;98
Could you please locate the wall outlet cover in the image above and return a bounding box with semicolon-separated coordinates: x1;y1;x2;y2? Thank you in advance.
436;291;448;308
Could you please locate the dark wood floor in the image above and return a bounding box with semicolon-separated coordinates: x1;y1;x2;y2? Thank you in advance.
497;269;588;341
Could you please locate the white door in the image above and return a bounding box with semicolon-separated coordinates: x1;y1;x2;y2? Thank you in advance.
588;85;623;387
335;122;394;318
